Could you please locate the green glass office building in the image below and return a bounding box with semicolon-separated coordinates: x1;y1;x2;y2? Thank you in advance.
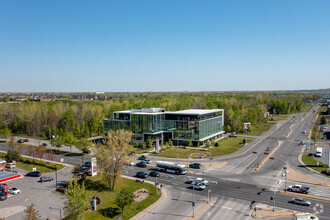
103;108;224;146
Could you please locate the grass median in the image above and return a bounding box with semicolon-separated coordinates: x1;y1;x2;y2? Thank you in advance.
302;154;330;176
149;137;254;159
82;175;161;220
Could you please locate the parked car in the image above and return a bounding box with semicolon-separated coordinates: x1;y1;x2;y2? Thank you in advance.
290;198;311;206
80;165;91;172
190;182;206;190
42;143;48;147
302;130;307;134
26;171;41;177
24;139;29;142
287;185;311;194
125;161;135;166
142;159;151;164
149;171;160;177
138;155;147;160
0;194;7;201
189;163;201;169
136;162;147;168
84;161;92;168
9;187;21;195
5;163;16;169
39;176;54;182
136;171;148;178
17;139;24;143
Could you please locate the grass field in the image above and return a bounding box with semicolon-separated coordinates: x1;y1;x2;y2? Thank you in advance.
150;137;254;159
82;176;161;220
302;154;330;176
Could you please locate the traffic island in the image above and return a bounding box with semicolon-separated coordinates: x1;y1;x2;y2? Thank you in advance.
251;206;292;218
285;167;330;187
188;201;212;220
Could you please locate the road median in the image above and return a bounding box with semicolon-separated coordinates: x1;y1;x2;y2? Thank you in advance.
279;190;330;202
256;141;283;171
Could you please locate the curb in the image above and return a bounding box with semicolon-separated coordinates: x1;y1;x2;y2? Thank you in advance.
279;190;330;202
251;207;292;218
297;145;328;178
188;201;212;220
285;167;330;187
127;175;167;220
256;141;283;171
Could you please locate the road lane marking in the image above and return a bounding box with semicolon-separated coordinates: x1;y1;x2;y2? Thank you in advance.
255;141;283;171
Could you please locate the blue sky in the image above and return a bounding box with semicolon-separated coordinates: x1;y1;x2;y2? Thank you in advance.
1;0;329;92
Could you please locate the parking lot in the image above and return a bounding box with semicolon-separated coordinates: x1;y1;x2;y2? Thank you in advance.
0;166;71;220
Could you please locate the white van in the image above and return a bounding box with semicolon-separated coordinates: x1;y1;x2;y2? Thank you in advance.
315;147;322;157
292;212;318;220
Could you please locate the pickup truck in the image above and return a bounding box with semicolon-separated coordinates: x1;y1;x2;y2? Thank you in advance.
287;185;310;194
187;177;209;186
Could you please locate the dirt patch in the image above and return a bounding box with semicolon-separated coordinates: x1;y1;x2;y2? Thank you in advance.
134;188;150;203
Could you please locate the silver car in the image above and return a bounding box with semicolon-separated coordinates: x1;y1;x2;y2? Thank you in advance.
291;198;311;206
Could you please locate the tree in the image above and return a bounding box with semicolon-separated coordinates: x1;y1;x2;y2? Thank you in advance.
62;132;77;153
51;136;64;153
5;149;20;162
146;136;153;148
64;178;89;220
311;125;321;147
0;128;12;142
46;150;56;162
211;138;215;147
320;116;326;125
93;130;133;190
188;139;193;148
115;187;134;215
22;203;41;220
168;139;173;148
35;145;46;160
76;138;91;153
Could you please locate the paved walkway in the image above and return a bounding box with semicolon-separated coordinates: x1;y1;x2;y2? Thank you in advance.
251;204;292;218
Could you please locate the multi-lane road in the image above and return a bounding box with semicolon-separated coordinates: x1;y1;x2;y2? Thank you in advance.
1;105;329;219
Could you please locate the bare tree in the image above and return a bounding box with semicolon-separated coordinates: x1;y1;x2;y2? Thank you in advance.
35;145;46;160
93;130;133;190
46;150;56;162
22;203;41;220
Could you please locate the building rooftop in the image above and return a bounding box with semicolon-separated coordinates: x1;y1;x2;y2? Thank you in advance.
166;109;223;115
0;171;22;183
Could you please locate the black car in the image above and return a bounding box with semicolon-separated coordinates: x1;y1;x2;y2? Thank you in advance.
149;171;160;177
189;163;201;169
138;155;147;160
136;162;147;168
17;139;24;143
0;194;7;201
39;176;54;182
136;171;148;178
42;143;48;147
26;171;41;177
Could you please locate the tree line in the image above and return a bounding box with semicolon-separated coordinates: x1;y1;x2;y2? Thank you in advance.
0;92;314;139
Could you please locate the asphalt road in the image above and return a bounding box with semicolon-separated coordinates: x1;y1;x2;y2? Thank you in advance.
1;105;329;219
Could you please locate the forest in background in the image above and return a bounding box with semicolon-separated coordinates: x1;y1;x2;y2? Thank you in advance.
0;92;317;139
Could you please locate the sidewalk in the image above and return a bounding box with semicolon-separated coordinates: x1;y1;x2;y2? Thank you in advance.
127;175;167;220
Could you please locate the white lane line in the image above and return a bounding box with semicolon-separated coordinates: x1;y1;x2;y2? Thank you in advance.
221;206;232;210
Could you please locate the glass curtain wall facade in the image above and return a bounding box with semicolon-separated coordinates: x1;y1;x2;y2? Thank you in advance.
103;108;224;146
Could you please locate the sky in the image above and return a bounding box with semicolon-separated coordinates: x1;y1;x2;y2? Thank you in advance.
0;0;330;92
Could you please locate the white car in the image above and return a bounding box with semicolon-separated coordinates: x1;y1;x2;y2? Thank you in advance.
125;161;135;166
142;159;151;164
9;187;21;195
188;177;209;185
190;182;206;190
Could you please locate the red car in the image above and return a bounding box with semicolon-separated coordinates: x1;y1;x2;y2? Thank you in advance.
24;139;29;142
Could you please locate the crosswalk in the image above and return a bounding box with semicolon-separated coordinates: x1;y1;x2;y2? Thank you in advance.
196;196;254;220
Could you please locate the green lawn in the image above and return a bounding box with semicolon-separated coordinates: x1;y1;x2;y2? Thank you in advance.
302;154;329;176
15;160;65;173
132;146;153;155
0;152;65;173
150;137;254;159
82;175;161;220
245;122;274;136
